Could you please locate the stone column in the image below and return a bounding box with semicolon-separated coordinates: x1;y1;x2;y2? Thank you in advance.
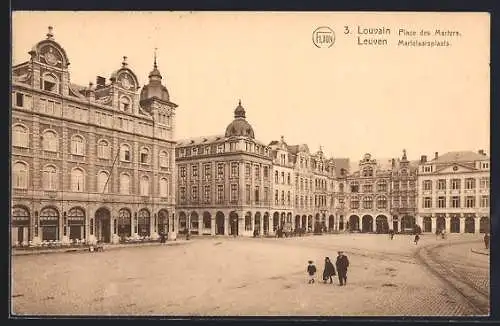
211;215;216;235
445;216;451;234
224;214;229;235
459;216;465;234
474;216;481;234
431;215;437;234
260;215;264;236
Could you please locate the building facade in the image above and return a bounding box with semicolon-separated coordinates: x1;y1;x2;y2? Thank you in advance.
11;27;177;246
416;150;490;234
175;102;274;236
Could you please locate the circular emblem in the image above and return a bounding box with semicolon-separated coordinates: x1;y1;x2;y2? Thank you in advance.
453;165;458;171
312;26;335;48
121;76;131;90
45;51;57;65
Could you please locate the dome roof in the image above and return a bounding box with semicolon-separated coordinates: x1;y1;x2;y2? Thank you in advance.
140;83;170;102
225;100;255;138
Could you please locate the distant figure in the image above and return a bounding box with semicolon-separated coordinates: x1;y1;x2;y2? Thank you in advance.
322;257;336;284
414;234;420;245
389;229;394;240
186;230;190;240
435;229;440;240
160;232;166;244
335;251;350;286
484;233;490;249
441;229;446;240
307;260;317;284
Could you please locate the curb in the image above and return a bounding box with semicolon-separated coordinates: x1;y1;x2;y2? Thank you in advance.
12;240;191;257
471;248;490;256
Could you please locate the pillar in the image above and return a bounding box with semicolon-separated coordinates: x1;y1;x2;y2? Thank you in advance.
224;215;229;236
474;217;481;234
431;216;437;234
459;216;465;234
445;216;451;234
260;215;264;236
211;216;216;235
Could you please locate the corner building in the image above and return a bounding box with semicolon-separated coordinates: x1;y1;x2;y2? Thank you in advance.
11;28;177;245
175;102;274;236
416;150;490;234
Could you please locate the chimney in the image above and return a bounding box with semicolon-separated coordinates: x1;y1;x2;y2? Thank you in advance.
391;158;395;168
478;149;485;156
434;152;439;159
96;76;106;89
87;82;95;102
420;155;427;163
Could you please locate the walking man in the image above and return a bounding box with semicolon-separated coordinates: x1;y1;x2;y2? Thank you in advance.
335;251;349;286
484;233;490;249
307;260;317;284
414;234;420;245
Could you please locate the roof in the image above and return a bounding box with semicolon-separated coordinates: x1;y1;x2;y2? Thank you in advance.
432;151;489;163
332;158;350;176
176;135;226;146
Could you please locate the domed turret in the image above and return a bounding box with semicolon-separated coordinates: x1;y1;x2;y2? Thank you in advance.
225;100;255;138
140;50;170;104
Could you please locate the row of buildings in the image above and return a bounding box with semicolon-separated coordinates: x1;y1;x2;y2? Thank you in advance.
11;28;491;245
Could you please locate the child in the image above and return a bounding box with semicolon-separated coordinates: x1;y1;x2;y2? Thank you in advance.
307;260;317;284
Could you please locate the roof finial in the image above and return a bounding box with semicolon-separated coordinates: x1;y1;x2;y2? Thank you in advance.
46;26;54;39
238;99;242;106
122;56;128;67
154;48;158;69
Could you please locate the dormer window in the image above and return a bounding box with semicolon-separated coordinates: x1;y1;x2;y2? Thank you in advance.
119;96;131;111
42;74;58;92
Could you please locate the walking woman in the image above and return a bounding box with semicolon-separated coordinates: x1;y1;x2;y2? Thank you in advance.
322;257;336;284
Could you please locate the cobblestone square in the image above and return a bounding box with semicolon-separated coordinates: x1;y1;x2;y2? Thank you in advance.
11;233;489;316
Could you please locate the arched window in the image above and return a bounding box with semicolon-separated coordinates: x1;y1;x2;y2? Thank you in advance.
339;183;344;193
274;171;279;183
377;196;387;209
71;135;85;155
140;175;149;196
97;171;109;193
119;96;131;111
13;124;29;148
138;209;151;237
159;150;169;168
42;73;58;92
363;196;373;209
42;130;58;152
159;178;169;197
71;168;85;192
120;173;130;195
97;139;110;159
120;144;131;162
140;147;149;164
118;208;132;237
42;165;57;190
13;162;28;189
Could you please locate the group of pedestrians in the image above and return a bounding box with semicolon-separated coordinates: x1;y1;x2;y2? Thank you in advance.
307;251;350;286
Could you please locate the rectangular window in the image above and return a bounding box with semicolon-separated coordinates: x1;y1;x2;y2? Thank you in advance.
230;184;238;203
255;165;260;179
231;163;239;177
245;164;251;178
192;165;198;178
179;166;186;178
192;147;198;156
275;190;279;205
481;195;489;208
450;179;461;190
350;184;359;193
377;182;387;192
423;180;432;191
204;164;211;179
281;172;285;184
217;185;224;203
217;163;224;178
264;166;269;178
423;197;432;208
16;93;24;107
393;182;399;191
363;184;373;193
192;186;198;202
204;185;211;203
217;144;224;154
437;196;446;208
451;196;460;208
254;186;260;203
246;184;251;204
180;187;186;202
465;196;475;208
437;179;446;190
264;187;269;203
480;177;489;189
465;178;476;190
482;162;489;169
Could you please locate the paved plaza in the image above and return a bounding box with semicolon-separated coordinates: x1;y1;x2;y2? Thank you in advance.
11;233;489;316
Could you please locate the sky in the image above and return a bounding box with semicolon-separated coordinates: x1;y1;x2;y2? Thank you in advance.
12;11;490;162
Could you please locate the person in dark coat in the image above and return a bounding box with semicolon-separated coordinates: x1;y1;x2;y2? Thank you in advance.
389;229;394;240
414;234;420;245
307;260;317;284
484;233;490;249
335;251;349;286
322;257;336;284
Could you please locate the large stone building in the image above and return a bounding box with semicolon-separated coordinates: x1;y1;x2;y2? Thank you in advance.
11;27;177;246
416;150;490;234
175;101;274;236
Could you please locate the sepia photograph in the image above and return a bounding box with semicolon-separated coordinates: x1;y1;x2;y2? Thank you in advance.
10;11;490;317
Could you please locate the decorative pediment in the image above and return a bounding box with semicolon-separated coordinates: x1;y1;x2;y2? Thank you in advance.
434;163;477;174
